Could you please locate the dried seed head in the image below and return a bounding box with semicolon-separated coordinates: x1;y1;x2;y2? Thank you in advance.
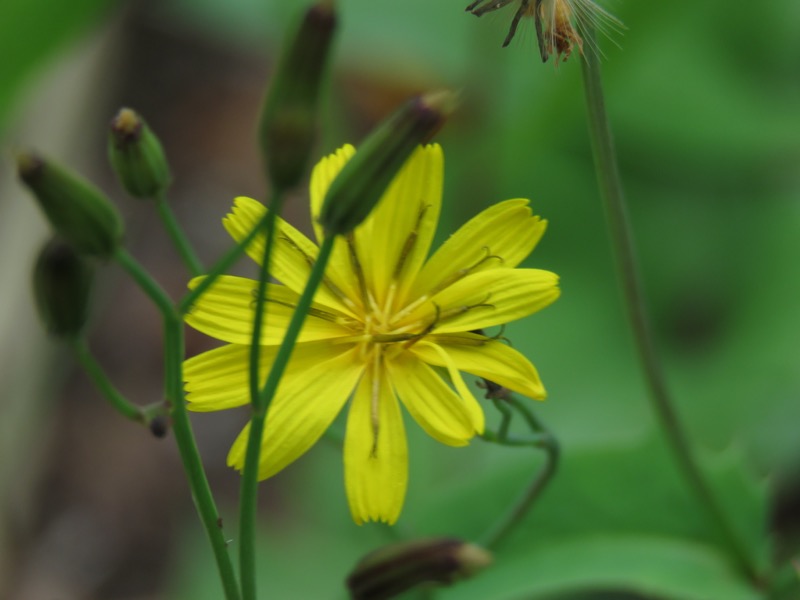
346;538;492;600
467;0;624;65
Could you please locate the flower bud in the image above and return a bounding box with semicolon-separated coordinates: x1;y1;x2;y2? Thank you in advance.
319;90;457;236
108;107;171;198
17;152;123;258
259;0;337;190
32;237;94;339
346;538;492;600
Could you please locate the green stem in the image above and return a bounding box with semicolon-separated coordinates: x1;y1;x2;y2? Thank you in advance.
72;337;146;423
238;235;336;600
480;430;550;448
479;396;559;550
240;191;284;600
155;192;204;277
114;248;241;600
493;398;513;440
579;34;757;580
179;212;271;315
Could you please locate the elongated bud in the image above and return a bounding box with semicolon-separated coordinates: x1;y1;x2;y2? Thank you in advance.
18;152;123;258
33;237;94;339
319;90;456;236
260;0;337;190
346;538;492;600
108;108;171;198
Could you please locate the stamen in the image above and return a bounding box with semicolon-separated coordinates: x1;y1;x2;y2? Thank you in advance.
402;303;441;349
346;233;370;310
250;290;356;326
370;350;381;457
280;234;357;311
392;204;429;281
439;294;495;322
429;333;488;346
366;290;387;324
389;294;430;326
426;246;504;298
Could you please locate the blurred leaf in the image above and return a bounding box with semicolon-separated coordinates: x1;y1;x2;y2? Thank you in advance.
438;535;761;600
700;446;772;574
0;0;113;131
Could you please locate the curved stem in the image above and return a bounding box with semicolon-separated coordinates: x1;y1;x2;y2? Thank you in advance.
155;192;204;277
115;248;240;600
179;212;271;315
72;338;146;423
478;396;559;550
492;398;513;440
240;191;284;600
579;33;757;581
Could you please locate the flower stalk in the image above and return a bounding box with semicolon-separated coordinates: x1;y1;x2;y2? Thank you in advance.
113;248;240;600
239;233;336;599
479;395;559;549
239;190;285;600
579;28;757;581
154;190;204;277
72;338;149;424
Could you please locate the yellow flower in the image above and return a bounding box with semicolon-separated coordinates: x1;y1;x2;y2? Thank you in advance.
184;144;560;524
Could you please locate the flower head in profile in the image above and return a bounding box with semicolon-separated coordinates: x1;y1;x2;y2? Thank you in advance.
184;144;559;524
466;0;623;64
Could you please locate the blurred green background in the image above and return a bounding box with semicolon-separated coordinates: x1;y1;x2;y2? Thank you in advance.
1;0;799;598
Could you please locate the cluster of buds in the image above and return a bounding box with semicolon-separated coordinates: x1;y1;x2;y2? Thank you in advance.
18;105;171;338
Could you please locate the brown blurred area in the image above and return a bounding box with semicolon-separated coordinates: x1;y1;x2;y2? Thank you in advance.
1;3;438;598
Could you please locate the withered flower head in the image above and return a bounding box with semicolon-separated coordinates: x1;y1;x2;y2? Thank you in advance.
467;0;624;65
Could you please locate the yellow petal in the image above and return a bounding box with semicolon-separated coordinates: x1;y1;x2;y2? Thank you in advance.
184;275;351;345
386;351;477;446
403;269;560;334
222;196;358;316
344;365;408;525
306;146;366;306
410;341;485;433
309;144;356;242
227;344;363;479
413;336;546;400
184;344;276;411
411;199;547;299
354;145;444;308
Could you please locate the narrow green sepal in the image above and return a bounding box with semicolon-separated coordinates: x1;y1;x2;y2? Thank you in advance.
319;90;457;236
108;107;172;198
33;237;94;339
259;0;337;190
346;537;492;600
18;152;123;258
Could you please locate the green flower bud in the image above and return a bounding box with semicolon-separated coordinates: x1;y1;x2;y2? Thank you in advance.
346;538;492;600
319;90;457;236
17;152;124;258
32;237;94;339
108;107;171;198
259;0;337;190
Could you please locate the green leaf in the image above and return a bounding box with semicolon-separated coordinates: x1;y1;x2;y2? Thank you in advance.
409;432;770;600
438;535;762;600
